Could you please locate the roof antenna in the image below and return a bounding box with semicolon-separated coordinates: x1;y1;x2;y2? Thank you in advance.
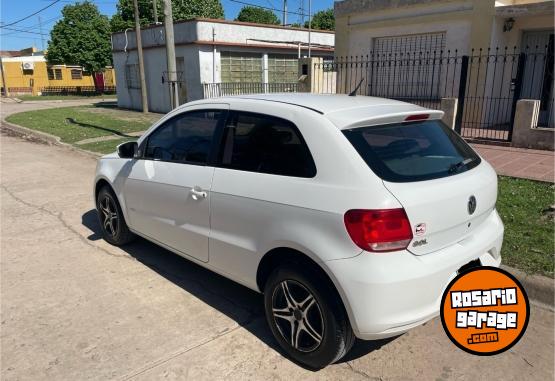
349;79;365;96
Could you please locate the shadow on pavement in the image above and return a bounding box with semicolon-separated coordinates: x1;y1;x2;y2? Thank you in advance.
81;209;397;369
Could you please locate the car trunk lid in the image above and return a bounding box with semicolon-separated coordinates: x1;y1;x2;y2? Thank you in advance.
383;162;498;255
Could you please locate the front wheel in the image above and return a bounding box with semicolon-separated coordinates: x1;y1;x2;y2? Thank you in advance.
264;266;354;369
96;186;135;246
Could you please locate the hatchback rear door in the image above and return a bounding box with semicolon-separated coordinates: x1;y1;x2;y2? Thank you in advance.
343;119;497;255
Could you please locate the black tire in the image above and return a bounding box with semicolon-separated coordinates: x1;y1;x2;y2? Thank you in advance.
264;265;355;369
96;186;135;246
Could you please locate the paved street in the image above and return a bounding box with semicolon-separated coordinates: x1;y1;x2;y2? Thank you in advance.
0;106;553;380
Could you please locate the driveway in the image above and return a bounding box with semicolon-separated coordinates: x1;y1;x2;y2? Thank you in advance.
1;110;554;380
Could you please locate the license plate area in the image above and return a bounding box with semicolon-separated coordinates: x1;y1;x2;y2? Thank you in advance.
457;259;482;274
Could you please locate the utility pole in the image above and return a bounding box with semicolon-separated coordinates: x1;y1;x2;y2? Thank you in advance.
308;0;312;57
153;0;158;24
133;0;149;113
163;0;179;108
38;16;45;51
282;0;287;26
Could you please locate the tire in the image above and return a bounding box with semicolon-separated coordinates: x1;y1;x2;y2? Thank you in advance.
96;186;135;246
264;265;355;369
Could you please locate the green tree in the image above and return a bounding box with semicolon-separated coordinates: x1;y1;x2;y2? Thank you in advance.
235;6;280;25
305;8;334;30
110;0;225;32
46;1;112;90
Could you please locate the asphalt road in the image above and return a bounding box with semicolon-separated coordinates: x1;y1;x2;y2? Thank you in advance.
1;103;554;380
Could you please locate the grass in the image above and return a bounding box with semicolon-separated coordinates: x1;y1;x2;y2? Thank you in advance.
497;176;554;277
17;95;117;101
6;105;160;144
78;137;138;154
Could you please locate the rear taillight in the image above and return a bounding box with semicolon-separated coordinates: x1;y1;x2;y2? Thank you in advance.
344;209;413;252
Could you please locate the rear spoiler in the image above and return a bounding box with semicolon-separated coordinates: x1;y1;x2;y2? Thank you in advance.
328;108;444;130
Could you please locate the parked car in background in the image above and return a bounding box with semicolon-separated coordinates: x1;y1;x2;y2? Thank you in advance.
93;94;503;369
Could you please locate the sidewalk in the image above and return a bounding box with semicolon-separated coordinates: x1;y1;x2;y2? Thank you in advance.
472;144;554;182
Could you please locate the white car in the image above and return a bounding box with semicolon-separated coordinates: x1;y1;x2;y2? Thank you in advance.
94;94;503;369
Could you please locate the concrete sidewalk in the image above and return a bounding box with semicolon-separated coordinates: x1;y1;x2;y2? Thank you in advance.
472;144;554;182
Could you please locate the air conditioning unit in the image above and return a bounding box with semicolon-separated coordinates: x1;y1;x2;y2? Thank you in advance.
22;62;34;70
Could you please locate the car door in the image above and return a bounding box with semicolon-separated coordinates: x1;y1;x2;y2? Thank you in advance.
123;105;228;263
208;108;318;284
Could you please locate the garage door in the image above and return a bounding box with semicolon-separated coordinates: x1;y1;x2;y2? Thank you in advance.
373;32;446;53
370;32;446;101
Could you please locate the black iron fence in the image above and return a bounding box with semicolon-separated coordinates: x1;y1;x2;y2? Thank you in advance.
203;82;299;99
316;46;554;141
40;86;116;96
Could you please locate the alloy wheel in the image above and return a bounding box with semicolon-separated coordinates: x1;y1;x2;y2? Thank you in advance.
99;195;119;237
271;280;324;353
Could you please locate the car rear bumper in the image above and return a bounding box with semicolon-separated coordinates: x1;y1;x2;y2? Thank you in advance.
325;209;504;340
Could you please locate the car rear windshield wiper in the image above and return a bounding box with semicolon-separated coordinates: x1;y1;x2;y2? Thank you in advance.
448;158;474;174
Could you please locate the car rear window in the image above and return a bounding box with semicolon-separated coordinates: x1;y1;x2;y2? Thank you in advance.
343;120;481;182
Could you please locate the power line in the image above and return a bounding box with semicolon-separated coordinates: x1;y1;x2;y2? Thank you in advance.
1;26;49;36
0;0;63;28
229;0;309;17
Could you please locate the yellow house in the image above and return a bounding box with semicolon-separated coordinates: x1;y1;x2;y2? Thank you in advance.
0;50;116;96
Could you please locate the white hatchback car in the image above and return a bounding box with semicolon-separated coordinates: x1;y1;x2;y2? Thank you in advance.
94;94;503;368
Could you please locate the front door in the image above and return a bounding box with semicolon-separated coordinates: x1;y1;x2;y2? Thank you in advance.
522;30;554;127
123;106;227;262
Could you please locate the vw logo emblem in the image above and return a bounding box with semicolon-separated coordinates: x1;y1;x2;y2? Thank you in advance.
468;195;477;215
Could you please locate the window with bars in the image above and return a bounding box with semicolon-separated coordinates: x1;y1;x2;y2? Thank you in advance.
125;64;140;89
70;69;82;80
47;68;63;80
268;55;298;83
220;52;262;83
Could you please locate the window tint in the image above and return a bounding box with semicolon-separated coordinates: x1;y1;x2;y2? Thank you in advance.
144;110;222;164
220;112;316;177
343;120;481;182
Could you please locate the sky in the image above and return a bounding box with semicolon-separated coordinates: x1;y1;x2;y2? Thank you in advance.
0;0;335;51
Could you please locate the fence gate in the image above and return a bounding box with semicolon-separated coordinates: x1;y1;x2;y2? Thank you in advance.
316;44;554;142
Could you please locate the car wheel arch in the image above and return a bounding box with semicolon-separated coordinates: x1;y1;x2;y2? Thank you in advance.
94;178;112;201
256;247;354;328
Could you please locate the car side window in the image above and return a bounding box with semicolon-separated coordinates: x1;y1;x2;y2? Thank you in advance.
144;110;223;164
219;112;316;178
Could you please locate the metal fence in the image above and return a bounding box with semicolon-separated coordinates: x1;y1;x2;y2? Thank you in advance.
203;82;299;99
40;86;116;95
315;46;554;141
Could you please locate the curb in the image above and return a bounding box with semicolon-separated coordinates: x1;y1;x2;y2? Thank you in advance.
502;265;554;311
1;119;101;159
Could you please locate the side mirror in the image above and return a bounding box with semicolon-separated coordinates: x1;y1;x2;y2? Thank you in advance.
117;141;138;159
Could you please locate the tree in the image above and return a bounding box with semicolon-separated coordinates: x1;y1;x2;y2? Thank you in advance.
305;8;334;31
46;1;112;91
235;6;280;25
110;0;225;32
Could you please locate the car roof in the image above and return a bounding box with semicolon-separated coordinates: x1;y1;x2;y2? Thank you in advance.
186;94;444;129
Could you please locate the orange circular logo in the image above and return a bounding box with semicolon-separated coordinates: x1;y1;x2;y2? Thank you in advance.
440;267;529;355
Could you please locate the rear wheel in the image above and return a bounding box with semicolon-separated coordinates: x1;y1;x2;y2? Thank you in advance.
96;186;134;246
264;266;354;369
